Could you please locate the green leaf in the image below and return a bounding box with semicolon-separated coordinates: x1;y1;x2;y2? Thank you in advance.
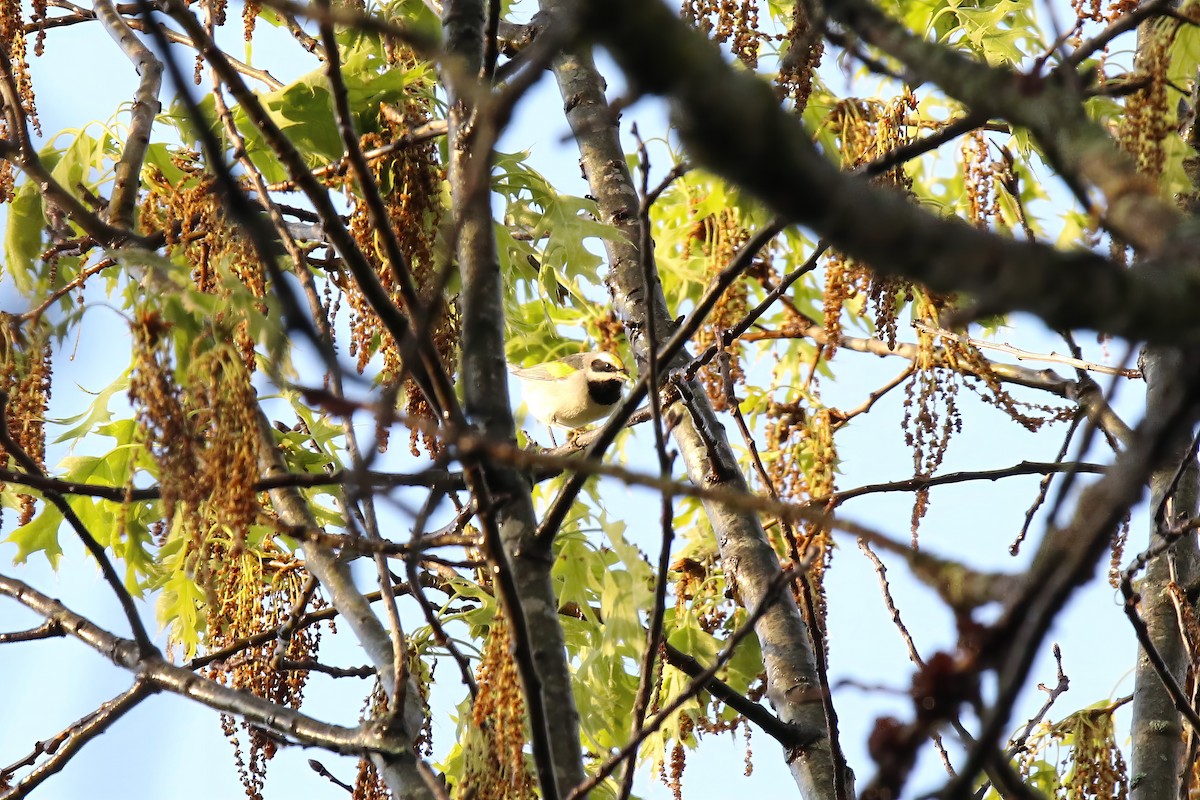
142;142;195;188
50;129;103;195
3;179;46;294
51;377;128;444
157;541;207;658
7;504;64;567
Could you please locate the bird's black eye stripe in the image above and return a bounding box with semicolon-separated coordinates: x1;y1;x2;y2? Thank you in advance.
591;360;618;373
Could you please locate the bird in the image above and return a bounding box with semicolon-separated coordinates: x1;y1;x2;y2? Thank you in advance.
508;350;631;445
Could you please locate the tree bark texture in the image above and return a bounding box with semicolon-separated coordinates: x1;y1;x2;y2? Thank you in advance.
537;8;845;798
443;1;587;796
1130;347;1199;800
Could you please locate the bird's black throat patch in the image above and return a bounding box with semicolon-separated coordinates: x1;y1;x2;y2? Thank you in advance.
588;378;624;407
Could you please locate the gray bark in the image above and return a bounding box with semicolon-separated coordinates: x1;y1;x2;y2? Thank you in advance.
255;412;434;800
443;1;587;796
1130;347;1199;800
536;14;846;799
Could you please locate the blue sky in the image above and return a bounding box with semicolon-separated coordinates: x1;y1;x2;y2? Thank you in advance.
0;2;1151;798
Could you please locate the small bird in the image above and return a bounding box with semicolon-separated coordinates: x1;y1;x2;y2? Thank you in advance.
508;350;631;444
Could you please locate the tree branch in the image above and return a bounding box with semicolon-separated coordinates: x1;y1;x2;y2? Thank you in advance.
0;574;409;757
580;0;1200;346
661;642;810;749
442;2;584;796
824;0;1180;254
0;618;63;644
814;461;1107;508
93;0;161;230
532;9;847;796
0;392;154;656
0;680;153;799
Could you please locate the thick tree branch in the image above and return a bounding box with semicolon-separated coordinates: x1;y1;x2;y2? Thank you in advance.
0;574;408;757
535;7;847;797
254;412;435;800
93;0;161;230
579;0;1200;346
442;2;584;797
823;0;1181;254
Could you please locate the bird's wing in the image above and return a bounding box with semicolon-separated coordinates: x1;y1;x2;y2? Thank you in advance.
507;358;579;381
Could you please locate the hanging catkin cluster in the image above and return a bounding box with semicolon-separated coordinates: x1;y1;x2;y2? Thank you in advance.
0;314;51;527
344;63;458;457
777;0;823;114
680;0;763;67
206;557;324;800
689;207;750;411
820;93;917;354
128;319;268;616
456;616;535;800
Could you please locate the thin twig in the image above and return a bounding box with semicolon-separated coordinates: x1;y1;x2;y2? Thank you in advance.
316;3;411;721
855;112;988;179
0;463;459;504
831;364;916;429
308;759;355;793
1007;644;1069;759
262;120;448;191
406;490;479;697
0;392;154;656
30;3;283;86
913;322;1141;378
1060;0;1174;69
0;618;64;644
1120;537;1200;734
255;0;441;57
811;461;1106;509
0;680;154;799
20;258;120;323
683;240;827;382
858;539;956;775
270;574;320;671
279;658;375;678
618;127;678;800
1010;413;1085;556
